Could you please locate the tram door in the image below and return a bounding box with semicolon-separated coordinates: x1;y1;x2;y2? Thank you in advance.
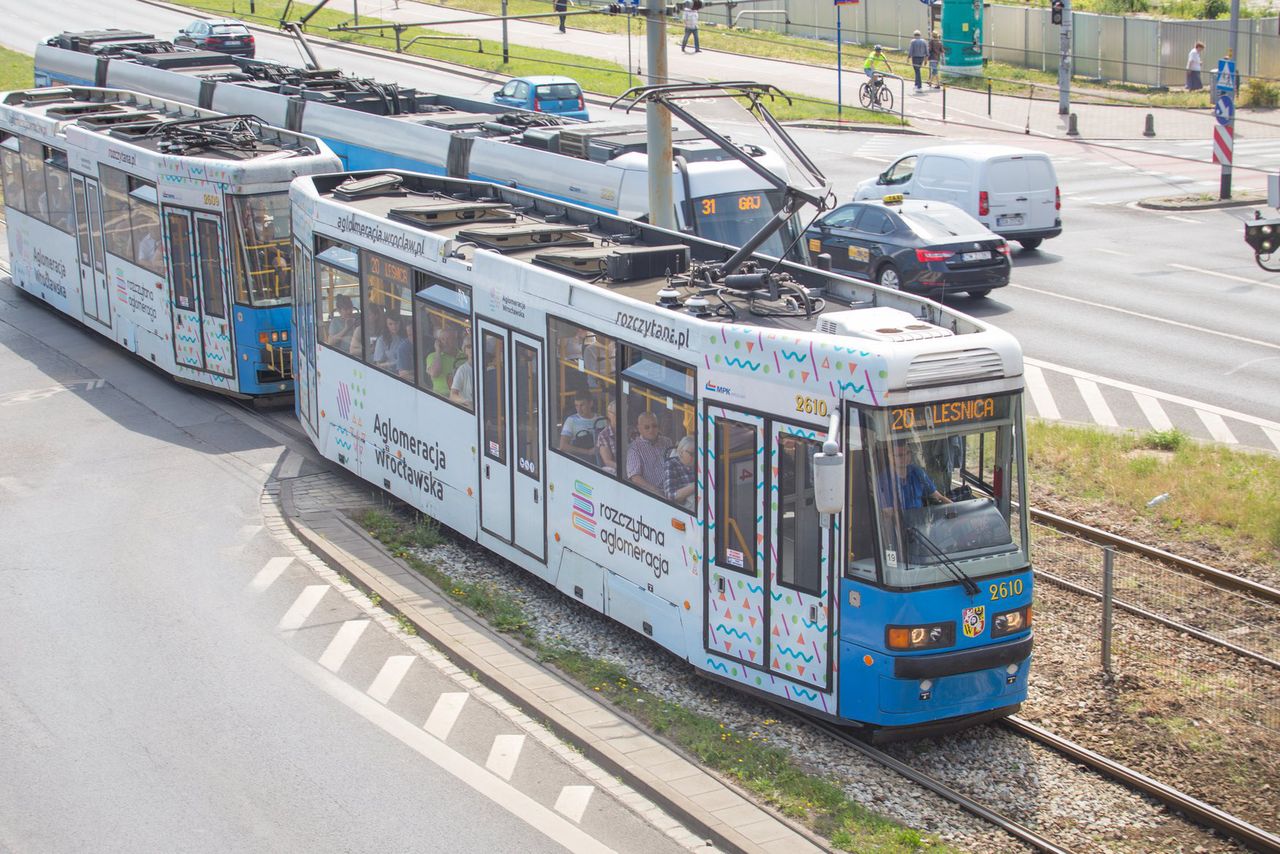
164;210;234;376
71;175;111;328
477;319;547;561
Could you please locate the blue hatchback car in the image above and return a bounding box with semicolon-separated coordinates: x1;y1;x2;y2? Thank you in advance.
491;75;589;121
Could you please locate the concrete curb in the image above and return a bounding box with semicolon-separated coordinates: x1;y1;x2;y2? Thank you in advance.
277;478;830;854
785;120;928;135
1136;194;1266;211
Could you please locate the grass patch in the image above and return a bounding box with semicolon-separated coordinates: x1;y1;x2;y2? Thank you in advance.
0;44;35;92
1028;421;1280;558
940;58;1215;108
355;506;948;852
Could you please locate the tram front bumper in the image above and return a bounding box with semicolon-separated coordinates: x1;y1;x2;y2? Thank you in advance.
893;634;1033;680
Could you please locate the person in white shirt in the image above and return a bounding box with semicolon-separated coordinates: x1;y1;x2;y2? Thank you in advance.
680;1;700;53
1186;41;1204;91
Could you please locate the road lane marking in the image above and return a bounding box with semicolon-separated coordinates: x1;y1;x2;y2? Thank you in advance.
1168;263;1280;293
1075;378;1118;427
319;620;370;673
249;557;293;593
278;584;328;632
555;786;595;823
1164;215;1200;223
367;655;416;704
1197;410;1238;444
424;692;470;740
1023;364;1060;420
1010;283;1280;352
1265;428;1280;452
486;734;526;780
1095;248;1128;256
284;653;615;854
1133;394;1173;431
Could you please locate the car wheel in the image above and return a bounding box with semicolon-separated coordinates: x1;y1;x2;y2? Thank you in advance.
876;263;901;289
967;289;992;299
1018;238;1042;250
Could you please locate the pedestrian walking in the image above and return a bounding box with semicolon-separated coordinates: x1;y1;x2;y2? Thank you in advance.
555;0;568;33
908;30;928;91
1186;41;1204;91
927;31;942;88
680;1;700;53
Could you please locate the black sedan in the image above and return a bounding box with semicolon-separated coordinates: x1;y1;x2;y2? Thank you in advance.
175;19;256;57
804;196;1010;298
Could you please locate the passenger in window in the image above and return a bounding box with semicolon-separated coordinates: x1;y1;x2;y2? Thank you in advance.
450;337;474;407
562;327;603;391
626;411;673;496
380;314;414;379
596;400;617;474
560;392;603;461
329;294;356;344
136;228;161;271
880;442;952;510
368;306;390;364
664;435;697;510
426;322;462;395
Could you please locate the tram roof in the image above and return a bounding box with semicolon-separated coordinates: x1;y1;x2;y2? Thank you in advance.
302;171;1020;350
1;86;327;160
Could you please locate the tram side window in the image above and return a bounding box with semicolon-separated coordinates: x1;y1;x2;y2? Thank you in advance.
414;275;472;410
0;134;23;211
44;148;72;233
195;218;227;319
549;318;616;472
361;251;415;381
19;137;47;223
228;194;292;307
714;419;757;574
98;165;163;275
619;345;696;509
776;433;822;596
315;236;362;359
165;212;197;312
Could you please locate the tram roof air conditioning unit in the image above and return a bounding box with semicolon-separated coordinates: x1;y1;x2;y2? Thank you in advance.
815;308;953;343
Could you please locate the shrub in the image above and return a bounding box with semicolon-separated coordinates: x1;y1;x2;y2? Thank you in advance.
1141;428;1187;452
1243;77;1280;108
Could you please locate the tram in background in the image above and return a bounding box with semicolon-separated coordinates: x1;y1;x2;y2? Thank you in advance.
289;169;1034;736
35;31;809;261
0;86;341;397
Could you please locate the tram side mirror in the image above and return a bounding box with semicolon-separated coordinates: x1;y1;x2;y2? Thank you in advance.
812;439;844;515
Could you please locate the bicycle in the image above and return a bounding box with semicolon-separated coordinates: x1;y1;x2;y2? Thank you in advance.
858;73;894;111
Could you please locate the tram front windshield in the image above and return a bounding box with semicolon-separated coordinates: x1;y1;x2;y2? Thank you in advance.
849;394;1028;590
689;190;804;262
229;193;293;307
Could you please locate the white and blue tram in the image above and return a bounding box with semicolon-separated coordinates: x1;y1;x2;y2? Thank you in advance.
291;169;1034;736
0;86;341;397
35;32;806;260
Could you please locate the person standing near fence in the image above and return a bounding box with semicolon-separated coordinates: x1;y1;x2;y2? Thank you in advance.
927;31;942;88
555;0;568;33
1186;41;1204;91
908;30;928;92
680;1;700;53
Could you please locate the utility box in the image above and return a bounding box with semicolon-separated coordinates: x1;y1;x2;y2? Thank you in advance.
940;0;985;73
1269;173;1279;209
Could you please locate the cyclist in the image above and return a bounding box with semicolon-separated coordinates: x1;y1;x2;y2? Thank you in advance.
863;44;894;96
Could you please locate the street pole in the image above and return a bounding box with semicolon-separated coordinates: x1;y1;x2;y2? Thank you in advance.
836;4;842;120
1221;0;1240;198
1057;0;1071;115
646;0;675;230
501;0;510;64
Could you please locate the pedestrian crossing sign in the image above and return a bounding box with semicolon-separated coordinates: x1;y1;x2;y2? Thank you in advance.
1216;58;1236;92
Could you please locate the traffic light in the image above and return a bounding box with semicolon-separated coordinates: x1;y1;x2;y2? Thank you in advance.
1051;0;1064;25
1245;211;1280;271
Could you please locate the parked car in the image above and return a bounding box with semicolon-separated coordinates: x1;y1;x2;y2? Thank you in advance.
491;76;589;121
804;195;1011;298
853;144;1061;250
174;19;256;58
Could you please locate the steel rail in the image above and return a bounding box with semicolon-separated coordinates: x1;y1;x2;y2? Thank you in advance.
1005;716;1280;854
1031;507;1280;604
810;719;1072;854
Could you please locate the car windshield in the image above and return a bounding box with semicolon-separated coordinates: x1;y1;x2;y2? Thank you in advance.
899;207;987;241
211;25;249;35
845;395;1029;590
536;84;581;100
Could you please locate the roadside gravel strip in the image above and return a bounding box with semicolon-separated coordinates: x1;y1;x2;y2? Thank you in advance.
412;534;1247;853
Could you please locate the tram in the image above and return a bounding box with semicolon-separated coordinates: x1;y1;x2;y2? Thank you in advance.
35;32;807;260
0;86;341;397
290;169;1034;736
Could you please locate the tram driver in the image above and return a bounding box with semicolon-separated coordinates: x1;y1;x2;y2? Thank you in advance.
881;441;952;510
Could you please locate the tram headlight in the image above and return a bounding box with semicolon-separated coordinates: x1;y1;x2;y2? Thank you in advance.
992;605;1032;639
886;621;955;651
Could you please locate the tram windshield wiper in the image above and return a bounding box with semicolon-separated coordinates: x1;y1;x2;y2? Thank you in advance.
906;527;980;596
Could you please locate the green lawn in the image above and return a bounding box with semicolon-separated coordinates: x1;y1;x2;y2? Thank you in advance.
0;44;34;92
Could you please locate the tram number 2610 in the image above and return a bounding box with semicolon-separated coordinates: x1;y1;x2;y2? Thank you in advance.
989;579;1024;601
794;395;829;417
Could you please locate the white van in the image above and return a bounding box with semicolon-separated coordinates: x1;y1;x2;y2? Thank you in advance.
854;144;1062;249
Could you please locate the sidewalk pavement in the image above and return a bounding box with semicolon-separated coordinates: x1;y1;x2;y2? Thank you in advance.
308;0;1279;147
276;469;829;854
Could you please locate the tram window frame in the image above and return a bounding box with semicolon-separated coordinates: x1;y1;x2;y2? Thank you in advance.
1;133;25;212
514;341;540;481
619;344;697;512
43;146;73;234
314;235;363;360
228;193;293;308
165;211;198;312
713;418;757;575
98;164;163;275
360;250;415;383
843;407;878;584
414;274;473;412
195;217;227;319
775;432;823;597
548;317;615;474
481;328;507;465
18;137;48;225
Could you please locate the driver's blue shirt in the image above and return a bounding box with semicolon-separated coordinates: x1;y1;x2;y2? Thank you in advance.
878;464;938;510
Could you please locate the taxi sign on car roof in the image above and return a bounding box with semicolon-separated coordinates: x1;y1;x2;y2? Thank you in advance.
882;193;905;205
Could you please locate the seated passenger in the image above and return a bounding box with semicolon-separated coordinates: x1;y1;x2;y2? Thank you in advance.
328;294;356;345
425;323;462;396
379;314;414;378
663;435;697;510
450;338;474;407
596;400;618;474
626;411;673;496
559;392;603;461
